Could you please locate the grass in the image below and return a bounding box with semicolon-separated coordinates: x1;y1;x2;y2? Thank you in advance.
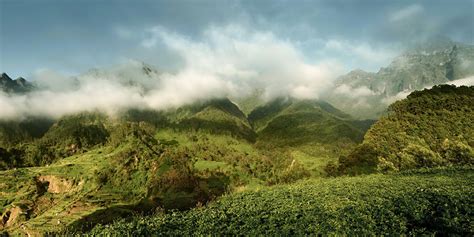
194;160;228;171
290;150;333;176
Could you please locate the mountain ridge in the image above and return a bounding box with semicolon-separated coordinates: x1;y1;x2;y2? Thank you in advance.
326;41;474;118
0;73;34;94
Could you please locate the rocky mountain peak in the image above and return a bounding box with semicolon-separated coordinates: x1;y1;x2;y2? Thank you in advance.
0;73;33;93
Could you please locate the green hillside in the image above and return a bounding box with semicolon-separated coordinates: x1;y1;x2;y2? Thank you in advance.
165;98;256;142
89;166;474;235
0;113;108;170
0;100;315;234
334;85;474;175
249;98;362;145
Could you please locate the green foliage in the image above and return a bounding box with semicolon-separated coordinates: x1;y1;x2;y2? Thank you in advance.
40;113;109;150
400;144;445;169
0;118;53;147
335;85;474;174
442;139;474;164
89;167;474;235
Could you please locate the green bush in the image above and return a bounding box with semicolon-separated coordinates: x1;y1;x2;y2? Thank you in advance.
442;139;474;165
336;85;474;174
89;167;474;235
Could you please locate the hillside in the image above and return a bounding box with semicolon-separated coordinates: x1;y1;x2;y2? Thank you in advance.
249;98;361;144
166;98;256;142
0;99;318;234
245;98;374;177
334;85;474;175
89;167;474;235
0;124;262;234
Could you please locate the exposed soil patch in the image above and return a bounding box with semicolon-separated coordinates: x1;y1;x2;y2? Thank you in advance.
37;175;74;194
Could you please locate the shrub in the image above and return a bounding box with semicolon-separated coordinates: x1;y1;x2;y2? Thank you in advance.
442;139;474;165
89;167;474;235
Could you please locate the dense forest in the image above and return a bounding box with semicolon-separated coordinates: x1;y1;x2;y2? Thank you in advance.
333;85;474;175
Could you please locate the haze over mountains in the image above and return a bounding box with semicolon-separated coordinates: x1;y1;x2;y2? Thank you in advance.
327;40;474;118
1;40;473;120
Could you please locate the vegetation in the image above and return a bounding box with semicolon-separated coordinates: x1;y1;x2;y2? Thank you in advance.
249;98;366;147
334;85;474;175
89;167;474;235
1;85;473;235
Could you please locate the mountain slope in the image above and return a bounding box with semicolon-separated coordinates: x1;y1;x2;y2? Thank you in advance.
167;98;256;142
327;41;474;118
249;97;365;147
335;84;474;175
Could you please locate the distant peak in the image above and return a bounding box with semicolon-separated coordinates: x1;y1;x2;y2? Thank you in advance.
348;69;369;75
15;77;28;85
1;73;12;81
407;37;460;54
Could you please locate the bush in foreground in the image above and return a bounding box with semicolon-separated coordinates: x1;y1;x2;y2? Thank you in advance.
88;167;473;235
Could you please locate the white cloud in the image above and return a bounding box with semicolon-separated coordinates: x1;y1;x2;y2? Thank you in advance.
447;76;474;86
381;75;474;106
334;84;377;98
32;68;79;91
382;90;412;105
0;25;344;120
144;24;342;100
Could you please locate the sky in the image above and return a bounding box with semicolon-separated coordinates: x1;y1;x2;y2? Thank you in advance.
1;0;473;79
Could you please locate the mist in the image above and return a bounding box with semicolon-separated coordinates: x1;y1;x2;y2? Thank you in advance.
0;25;344;120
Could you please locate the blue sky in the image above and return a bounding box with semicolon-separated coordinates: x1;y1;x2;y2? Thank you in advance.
1;0;473;78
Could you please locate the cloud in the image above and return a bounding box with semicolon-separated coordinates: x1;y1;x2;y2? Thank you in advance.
143;24;342;100
0;25;343;120
389;4;424;23
334;84;377;98
32;68;79;91
447;76;474;86
380;76;474;106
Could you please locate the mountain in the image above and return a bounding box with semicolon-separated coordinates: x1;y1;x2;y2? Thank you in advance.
80;61;161;92
0;73;33;93
167;98;256;142
327;41;474;118
249;97;367;147
332;85;474;175
0;98;311;233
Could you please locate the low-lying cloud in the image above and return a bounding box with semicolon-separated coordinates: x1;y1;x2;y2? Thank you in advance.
0;25;343;120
